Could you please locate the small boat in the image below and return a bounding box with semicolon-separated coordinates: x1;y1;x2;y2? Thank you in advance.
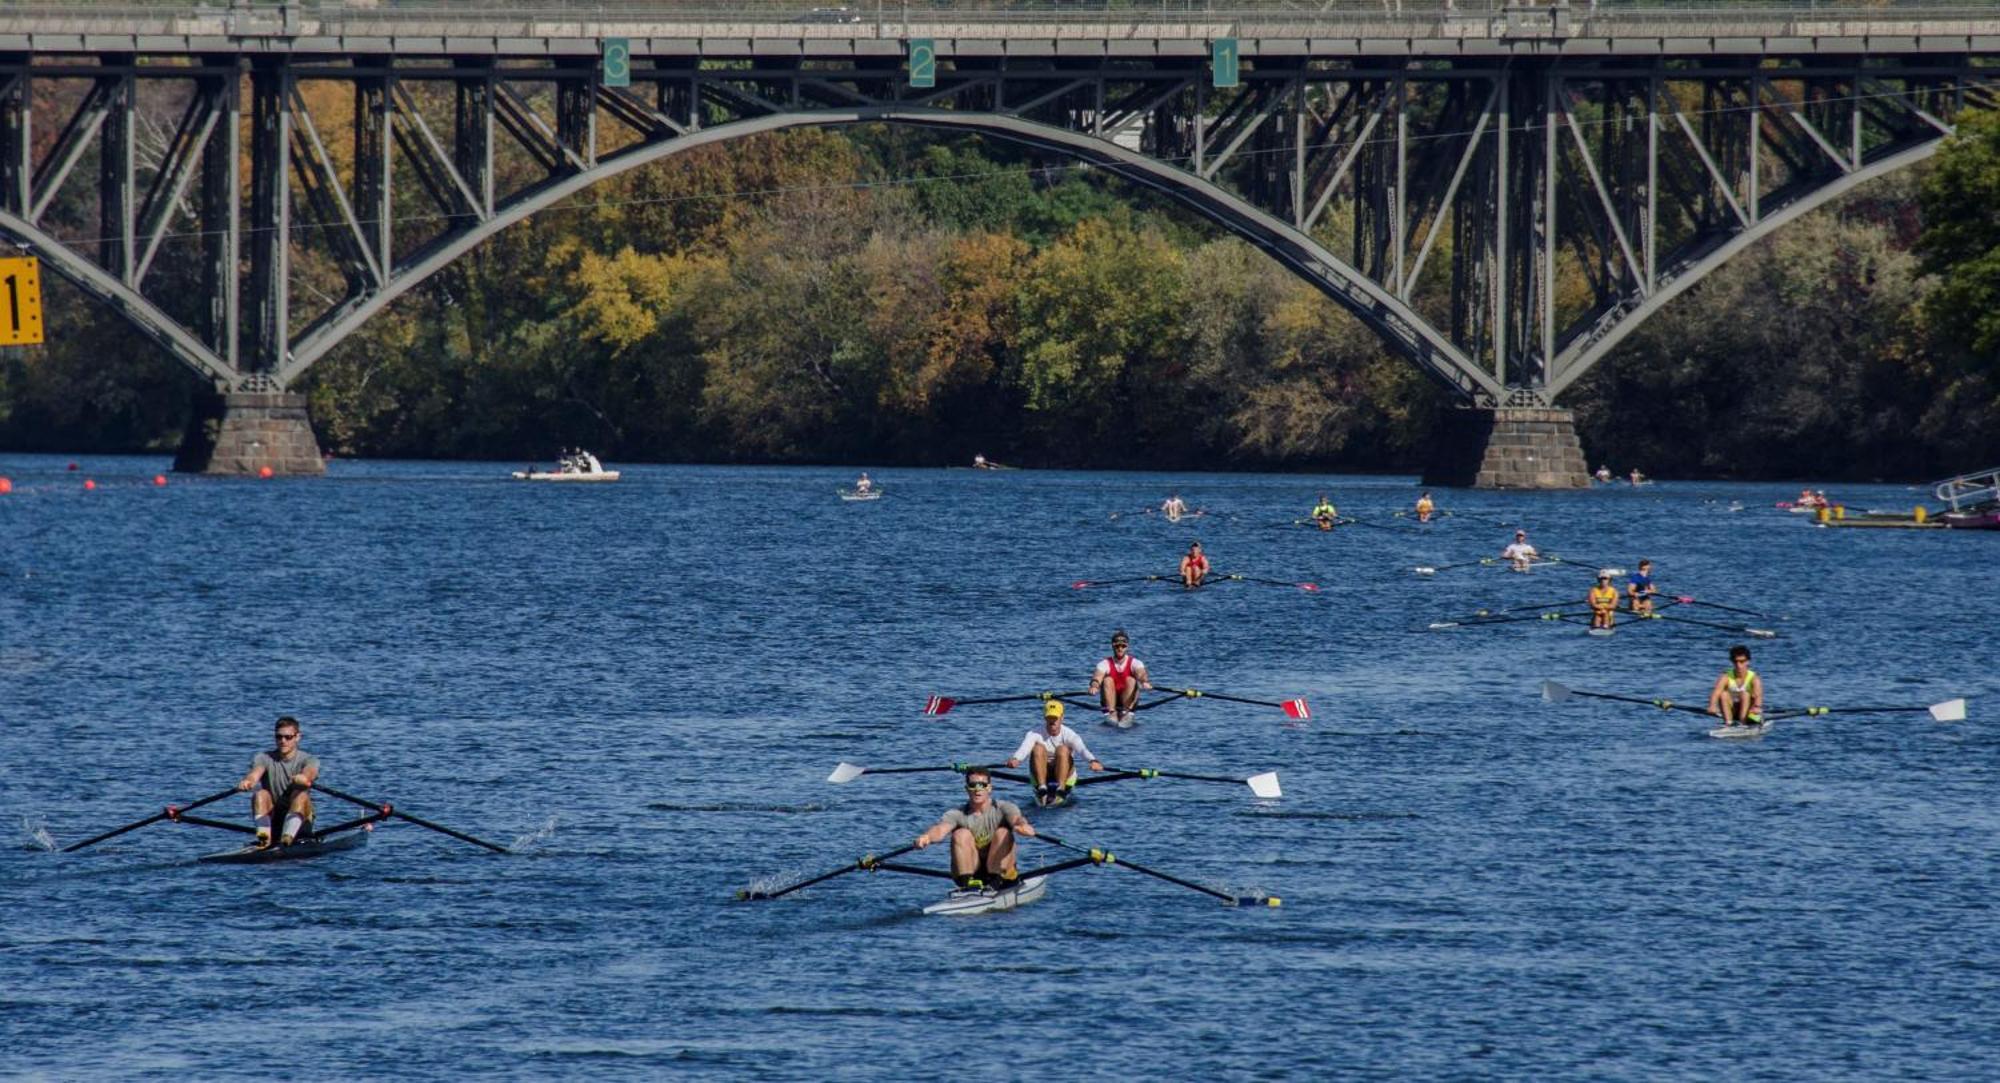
1587;627;1614;638
512;450;620;483
922;874;1049;916
838;488;880;502
1708;720;1772;740
199;829;369;864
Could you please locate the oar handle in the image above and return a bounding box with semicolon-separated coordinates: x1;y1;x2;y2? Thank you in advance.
61;786;240;853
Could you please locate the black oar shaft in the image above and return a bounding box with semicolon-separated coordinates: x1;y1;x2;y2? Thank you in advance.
1037;835;1238;904
1569;688;1713;717
316;784;509;854
1156;687;1285;710
62;787;239;853
744;843;920;900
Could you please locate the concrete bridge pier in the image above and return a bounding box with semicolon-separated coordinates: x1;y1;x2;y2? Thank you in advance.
1423;406;1590;490
173;391;325;476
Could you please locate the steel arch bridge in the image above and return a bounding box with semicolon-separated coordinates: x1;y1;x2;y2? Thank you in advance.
0;2;1996;472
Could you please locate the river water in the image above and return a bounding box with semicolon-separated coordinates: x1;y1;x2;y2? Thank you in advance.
2;455;1995;1079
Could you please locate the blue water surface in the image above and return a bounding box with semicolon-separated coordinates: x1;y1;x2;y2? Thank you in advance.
2;455;1995;1080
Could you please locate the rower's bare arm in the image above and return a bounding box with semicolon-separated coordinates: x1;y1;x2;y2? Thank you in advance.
1706;676;1727;715
237;765;265;791
297;763;319;787
914;820;949;848
1010;816;1037;838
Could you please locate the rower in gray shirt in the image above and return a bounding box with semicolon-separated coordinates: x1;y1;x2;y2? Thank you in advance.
235;715;321;847
914;768;1037;889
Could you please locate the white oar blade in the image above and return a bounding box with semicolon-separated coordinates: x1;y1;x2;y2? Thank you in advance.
1246;772;1282;799
827;762;866;784
1930;698;1967;723
1414;566;1436;576
1540;680;1571;703
1427;622;1457;631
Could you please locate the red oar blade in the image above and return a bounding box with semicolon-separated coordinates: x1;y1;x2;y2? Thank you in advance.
1282;698;1311;720
1297;582;1319;593
923;696;956;716
1071;580;1090;589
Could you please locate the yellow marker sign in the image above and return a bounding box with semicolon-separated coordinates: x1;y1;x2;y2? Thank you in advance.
0;255;43;346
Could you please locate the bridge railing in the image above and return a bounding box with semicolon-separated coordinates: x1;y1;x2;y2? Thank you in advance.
4;1;2000;28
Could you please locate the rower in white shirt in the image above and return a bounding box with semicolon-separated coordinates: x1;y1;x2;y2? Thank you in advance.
1006;701;1105;807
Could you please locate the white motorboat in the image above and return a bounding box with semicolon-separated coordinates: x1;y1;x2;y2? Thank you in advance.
513;450;620;483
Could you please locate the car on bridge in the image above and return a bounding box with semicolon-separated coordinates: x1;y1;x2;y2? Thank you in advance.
797;6;862;23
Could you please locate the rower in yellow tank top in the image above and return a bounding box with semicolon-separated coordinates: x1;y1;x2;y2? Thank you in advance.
1414;492;1435;523
1707;645;1764;725
1588;572;1620;630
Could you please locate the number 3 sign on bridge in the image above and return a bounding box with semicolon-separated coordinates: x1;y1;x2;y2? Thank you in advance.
0;256;42;346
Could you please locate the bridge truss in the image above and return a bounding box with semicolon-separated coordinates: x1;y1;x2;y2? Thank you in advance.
0;45;1994;405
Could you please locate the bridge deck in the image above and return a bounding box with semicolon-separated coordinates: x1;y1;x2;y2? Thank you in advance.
1;3;1998;59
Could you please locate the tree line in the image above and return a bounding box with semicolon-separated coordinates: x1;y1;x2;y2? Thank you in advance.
4;116;1998;479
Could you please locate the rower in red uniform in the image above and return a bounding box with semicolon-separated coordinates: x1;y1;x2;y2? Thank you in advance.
1089;630;1153;725
1179;541;1209;588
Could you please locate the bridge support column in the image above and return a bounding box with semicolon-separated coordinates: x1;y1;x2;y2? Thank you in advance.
1423;406;1589;490
173;392;325;476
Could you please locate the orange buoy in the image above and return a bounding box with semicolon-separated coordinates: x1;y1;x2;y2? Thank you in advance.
0;477;11;494
258;465;274;479
83;479;96;491
153;474;167;487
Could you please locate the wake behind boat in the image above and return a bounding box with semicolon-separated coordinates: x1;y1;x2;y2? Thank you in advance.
513;449;619;482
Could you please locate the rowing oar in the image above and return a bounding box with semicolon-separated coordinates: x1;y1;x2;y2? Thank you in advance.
1035;835;1279;907
1546;555;1626;576
1070;575;1175;589
923;690;1088;716
1150;686;1310;719
60;786;239;853
1412;557;1497;576
1631;611;1778;639
1427;611;1589;630
1765;698;1967;722
1666;594;1772;619
737;842;920;901
827;761;1006;783
315;784;510;853
1540;680;1716;717
1213;573;1320;592
1079;768;1282;799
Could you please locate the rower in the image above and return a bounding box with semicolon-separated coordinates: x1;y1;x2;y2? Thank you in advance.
1707;645;1764;726
1414;492;1434;523
973;454;988;469
1310;494;1338;531
913;768;1036;889
235;715;319;848
1629;468;1646;486
1179;541;1209;588
1090;630;1153;724
854;472;873;494
1502;529;1538;572
1595;464;1613;483
1588;572;1619;630
1007;701;1105;805
1162;493;1187;522
1627;559;1658;616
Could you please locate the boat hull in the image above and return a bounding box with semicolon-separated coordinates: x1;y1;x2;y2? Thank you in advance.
1709;721;1772;740
511;471;620;482
199;830;369;864
922;875;1049;916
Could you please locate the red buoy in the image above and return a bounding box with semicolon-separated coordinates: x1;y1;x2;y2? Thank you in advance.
66;462;78;471
0;477;12;494
83;479;96;491
152;474;167;487
257;466;274;479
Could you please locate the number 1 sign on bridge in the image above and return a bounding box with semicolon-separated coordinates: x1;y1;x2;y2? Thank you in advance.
0;256;43;346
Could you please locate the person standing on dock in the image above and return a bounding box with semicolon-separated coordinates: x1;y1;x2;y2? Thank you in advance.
1090;630;1153;723
1707;646;1764;727
236;716;319;848
1007;701;1105;805
913;768;1036;889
